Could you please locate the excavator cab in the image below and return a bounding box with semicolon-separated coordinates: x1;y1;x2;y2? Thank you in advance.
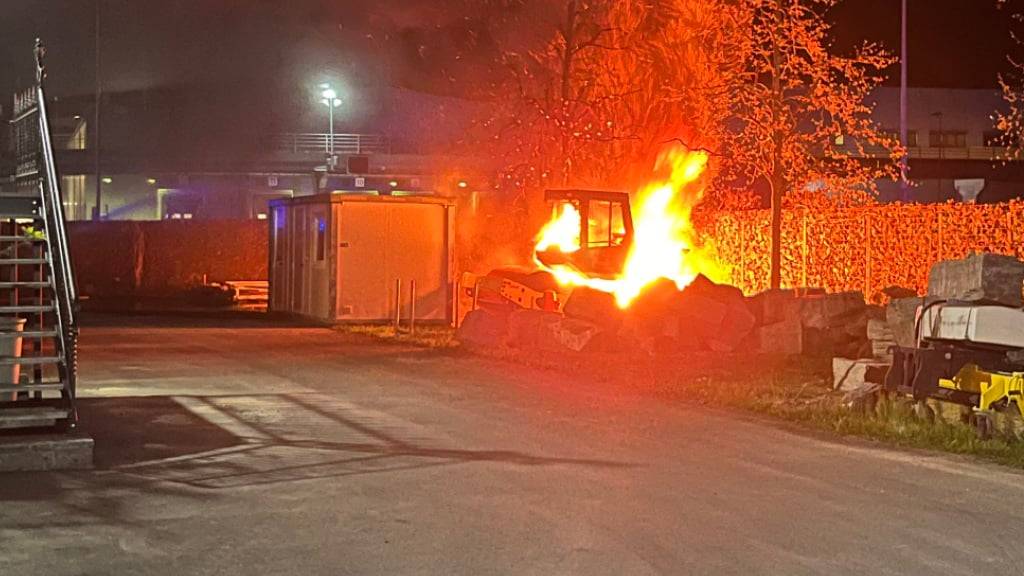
535;189;634;278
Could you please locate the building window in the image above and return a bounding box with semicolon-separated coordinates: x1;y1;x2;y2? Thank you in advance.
834;134;845;146
929;131;967;148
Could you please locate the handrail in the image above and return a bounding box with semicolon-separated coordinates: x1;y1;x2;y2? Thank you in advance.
33;39;78;405
839;144;1017;161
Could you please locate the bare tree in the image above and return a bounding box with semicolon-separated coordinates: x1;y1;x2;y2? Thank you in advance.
996;0;1024;160
723;0;901;289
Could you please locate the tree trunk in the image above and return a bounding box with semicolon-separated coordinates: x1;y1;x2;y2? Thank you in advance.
769;168;783;290
559;0;578;185
769;0;784;290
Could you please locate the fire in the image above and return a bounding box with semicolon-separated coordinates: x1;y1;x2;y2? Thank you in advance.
535;202;581;254
533;146;726;308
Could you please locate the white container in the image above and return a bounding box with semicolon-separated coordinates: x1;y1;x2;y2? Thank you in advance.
0;317;26;400
919;304;1024;349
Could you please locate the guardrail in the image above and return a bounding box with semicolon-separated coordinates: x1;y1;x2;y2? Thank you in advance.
267;133;390;155
842;145;1015;161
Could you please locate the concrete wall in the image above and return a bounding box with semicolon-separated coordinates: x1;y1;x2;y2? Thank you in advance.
68;220;267;299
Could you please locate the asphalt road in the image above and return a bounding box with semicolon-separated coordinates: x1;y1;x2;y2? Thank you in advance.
2;315;1024;575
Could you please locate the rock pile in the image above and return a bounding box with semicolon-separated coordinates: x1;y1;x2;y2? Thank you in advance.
834;252;1024;392
457;274;873;359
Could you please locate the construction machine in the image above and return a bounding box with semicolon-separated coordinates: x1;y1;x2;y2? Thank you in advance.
885;301;1024;438
456;189;633;324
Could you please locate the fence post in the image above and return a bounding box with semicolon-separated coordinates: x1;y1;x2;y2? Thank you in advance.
738;218;745;289
394;278;402;330
409;279;417;335
864;212;872;298
937;209;944;262
801;209;808;289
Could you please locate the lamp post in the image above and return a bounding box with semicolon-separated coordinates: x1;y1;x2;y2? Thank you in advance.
319;84;342;167
931;111;944;198
898;0;909;202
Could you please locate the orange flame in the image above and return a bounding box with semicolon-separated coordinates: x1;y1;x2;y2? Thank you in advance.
534;146;727;308
535;203;581;254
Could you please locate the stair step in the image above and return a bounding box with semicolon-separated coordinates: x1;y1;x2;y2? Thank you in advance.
0;281;51;289
0;236;46;242
0;383;66;394
0;258;48;265
0;406;70;427
0;330;59;339
0;305;54;313
0;356;62;366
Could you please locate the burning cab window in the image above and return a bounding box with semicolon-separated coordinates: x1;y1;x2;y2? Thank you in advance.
587;200;626;248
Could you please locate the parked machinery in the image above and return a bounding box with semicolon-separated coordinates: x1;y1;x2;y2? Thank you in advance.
885;301;1024;438
456;189;633;325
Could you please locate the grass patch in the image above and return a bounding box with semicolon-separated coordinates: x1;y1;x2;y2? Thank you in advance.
338;324;458;349
675;359;1024;469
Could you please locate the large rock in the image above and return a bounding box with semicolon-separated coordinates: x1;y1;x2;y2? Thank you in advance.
563;287;624;330
747;288;821;326
456;309;511;349
681;275;755;352
673;292;728;347
800;291;866;329
754;316;803;355
886;297;924;347
928;253;1024;307
867;318;897;360
625;278;688;340
507;309;601;353
832;357;889;392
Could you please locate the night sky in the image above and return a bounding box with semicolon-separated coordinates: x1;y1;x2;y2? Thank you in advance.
0;0;1016;105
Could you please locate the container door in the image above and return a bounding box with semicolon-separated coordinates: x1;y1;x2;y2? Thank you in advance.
387;203;447;321
270;205;289;311
307;207;331;319
337;202;390;321
290;205;307;313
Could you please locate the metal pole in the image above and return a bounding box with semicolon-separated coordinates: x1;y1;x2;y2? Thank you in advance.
93;0;102;220
328;105;334;158
393;278;402;330
409;279;416;335
899;0;909;202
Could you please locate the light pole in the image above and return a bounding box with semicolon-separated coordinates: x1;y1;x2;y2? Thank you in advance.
94;0;102;220
931;111;944;198
319;84;342;167
898;0;909;202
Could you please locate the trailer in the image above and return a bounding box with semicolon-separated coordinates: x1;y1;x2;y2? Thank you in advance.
268;194;455;324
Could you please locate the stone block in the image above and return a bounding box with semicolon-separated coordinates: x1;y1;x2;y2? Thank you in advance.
867;318;894;341
563;287;624;330
755;317;803;355
800;291;866;329
928;252;1024;307
682;276;756;352
748;288;817;326
832;358;889;392
456;309;511;349
886;297;924;348
508;309;601;353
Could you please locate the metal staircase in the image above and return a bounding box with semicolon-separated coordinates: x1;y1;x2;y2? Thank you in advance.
0;40;79;430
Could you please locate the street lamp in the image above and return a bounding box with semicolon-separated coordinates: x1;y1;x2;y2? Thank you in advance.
319;83;342;163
